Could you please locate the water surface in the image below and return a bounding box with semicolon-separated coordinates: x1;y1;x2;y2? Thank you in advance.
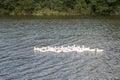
0;18;120;80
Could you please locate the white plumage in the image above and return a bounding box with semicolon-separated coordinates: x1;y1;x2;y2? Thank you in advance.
34;45;103;53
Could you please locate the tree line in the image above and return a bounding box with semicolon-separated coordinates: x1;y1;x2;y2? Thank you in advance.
0;0;120;16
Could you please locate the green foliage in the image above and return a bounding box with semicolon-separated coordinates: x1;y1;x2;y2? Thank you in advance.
107;0;117;3
0;0;120;15
74;0;91;15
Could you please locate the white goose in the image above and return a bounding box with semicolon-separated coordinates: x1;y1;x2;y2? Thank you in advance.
34;45;103;53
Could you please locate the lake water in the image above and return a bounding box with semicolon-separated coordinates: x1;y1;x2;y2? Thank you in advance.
0;18;120;80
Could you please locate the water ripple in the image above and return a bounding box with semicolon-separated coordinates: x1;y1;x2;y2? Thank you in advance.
0;19;120;80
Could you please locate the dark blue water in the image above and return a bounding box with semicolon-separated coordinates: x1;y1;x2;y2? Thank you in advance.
0;19;120;80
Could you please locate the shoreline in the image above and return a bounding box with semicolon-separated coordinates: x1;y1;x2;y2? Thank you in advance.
0;15;120;19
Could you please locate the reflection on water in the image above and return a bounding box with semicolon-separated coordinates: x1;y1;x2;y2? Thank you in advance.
0;19;120;80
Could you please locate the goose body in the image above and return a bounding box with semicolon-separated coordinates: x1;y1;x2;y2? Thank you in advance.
34;45;103;53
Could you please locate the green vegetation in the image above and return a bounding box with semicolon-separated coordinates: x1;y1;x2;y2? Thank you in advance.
0;0;120;16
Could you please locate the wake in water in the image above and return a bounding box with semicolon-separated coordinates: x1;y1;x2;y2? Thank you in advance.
34;45;103;53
